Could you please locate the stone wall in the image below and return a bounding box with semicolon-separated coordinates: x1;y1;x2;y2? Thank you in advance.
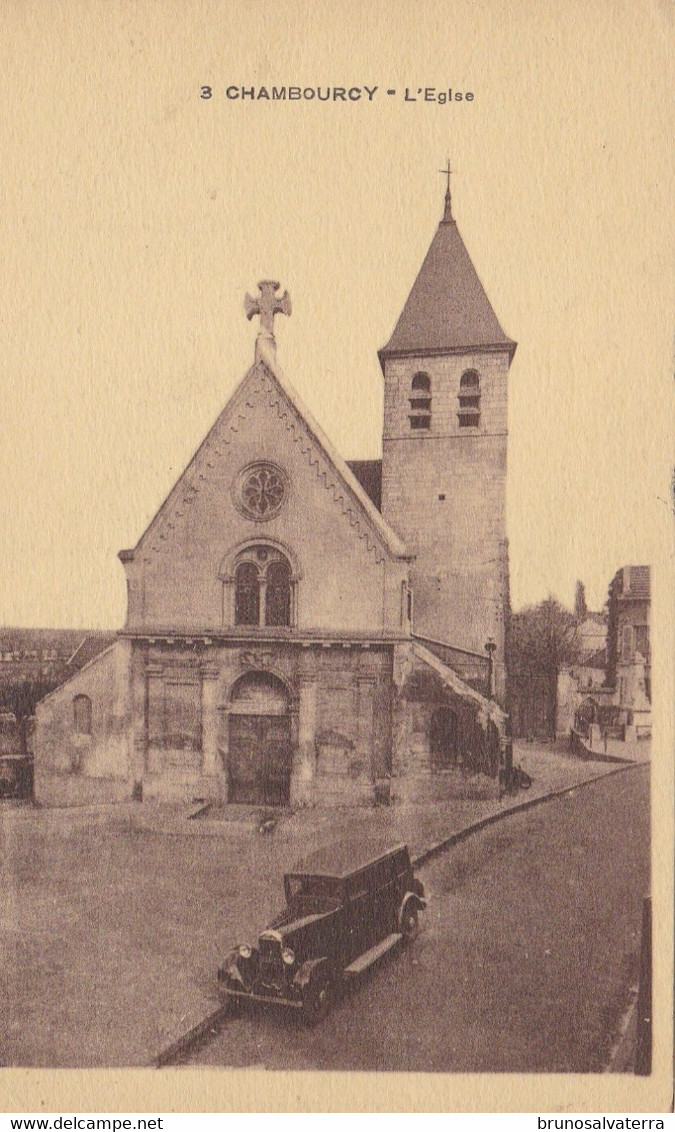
128;639;393;807
381;349;510;700
391;643;501;802
34;635;507;809
34;640;133;806
122;365;408;637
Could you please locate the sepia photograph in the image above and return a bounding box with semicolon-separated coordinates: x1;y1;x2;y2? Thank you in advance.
0;0;672;1115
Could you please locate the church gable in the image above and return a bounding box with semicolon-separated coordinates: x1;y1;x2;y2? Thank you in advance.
121;361;409;634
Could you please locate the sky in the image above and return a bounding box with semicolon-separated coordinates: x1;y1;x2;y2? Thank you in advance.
0;0;672;629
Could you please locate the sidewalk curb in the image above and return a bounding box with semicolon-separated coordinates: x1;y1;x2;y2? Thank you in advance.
411;759;643;868
154;1003;233;1068
152;758;646;1068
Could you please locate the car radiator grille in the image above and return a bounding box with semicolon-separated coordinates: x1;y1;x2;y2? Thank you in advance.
258;939;284;989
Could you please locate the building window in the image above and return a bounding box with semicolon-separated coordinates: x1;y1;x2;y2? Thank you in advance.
234;461;289;522
634;624;650;659
621;625;633;663
234;561;260;625
400;582;413;627
265;559;292;626
458;370;481;427
409;372;431;430
73;694;92;735
234;546;293;627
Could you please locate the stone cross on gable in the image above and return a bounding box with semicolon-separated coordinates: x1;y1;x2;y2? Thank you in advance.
244;280;292;361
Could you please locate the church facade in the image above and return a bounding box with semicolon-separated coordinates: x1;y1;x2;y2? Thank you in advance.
35;183;516;808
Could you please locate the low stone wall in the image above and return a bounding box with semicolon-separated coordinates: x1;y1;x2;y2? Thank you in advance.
34;774;133;808
141;772;225;804
34;640;132;807
391;770;500;804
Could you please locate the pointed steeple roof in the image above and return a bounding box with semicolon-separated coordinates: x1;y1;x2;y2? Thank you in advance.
379;187;516;367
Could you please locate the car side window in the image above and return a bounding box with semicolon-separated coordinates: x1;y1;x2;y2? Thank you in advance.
371;860;393;889
348;870;370;901
392;850;410;882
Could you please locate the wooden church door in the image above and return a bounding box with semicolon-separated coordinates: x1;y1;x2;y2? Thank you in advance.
228;715;292;805
227;671;293;805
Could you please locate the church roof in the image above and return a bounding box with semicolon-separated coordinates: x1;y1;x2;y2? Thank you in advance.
413;641;506;725
124;349;410;565
346;460;382;511
262;358;408;559
379;197;516;365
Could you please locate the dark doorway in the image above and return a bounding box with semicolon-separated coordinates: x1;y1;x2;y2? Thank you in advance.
228;714;292;805
430;707;458;767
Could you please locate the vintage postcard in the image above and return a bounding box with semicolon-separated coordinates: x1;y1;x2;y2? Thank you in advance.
0;0;672;1115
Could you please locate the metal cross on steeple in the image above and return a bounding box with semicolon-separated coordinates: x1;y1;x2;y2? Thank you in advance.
244;279;292;362
438;159;454;222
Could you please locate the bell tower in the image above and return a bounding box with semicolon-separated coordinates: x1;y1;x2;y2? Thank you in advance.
379;174;516;702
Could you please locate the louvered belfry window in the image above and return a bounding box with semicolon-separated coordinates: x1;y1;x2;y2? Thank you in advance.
458;370;481;427
409;372;431;430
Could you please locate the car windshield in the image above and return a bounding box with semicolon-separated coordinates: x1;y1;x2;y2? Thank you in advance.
285;874;343;908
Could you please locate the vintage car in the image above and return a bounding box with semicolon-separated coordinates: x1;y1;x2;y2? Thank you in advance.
217;840;426;1022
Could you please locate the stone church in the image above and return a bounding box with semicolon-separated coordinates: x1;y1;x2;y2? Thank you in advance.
35;180;516;808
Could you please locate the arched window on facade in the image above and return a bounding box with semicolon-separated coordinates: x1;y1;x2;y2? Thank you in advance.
233;546;294;627
409;372;431;430
265;558;292;626
73;694;92;736
458;369;481;427
234;561;260;626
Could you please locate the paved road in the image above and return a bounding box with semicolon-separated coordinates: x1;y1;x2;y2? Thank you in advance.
187;766;649;1072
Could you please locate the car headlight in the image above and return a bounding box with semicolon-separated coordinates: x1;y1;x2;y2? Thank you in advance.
281;947;295;966
238;944;252;959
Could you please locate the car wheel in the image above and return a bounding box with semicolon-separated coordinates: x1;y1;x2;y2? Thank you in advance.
400;903;419;944
302;978;333;1025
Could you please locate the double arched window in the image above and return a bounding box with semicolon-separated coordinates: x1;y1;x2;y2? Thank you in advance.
458;370;480;427
234;546;293;627
409;372;431;430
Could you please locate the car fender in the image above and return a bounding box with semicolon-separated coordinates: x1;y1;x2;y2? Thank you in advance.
292;956;331;992
412;877;426;900
398;891;426;930
218;958;246;988
218;947;256;988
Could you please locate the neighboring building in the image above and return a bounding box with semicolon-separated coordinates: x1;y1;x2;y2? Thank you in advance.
555;612;608;737
606;565;651;719
0;628;102;689
0;628;116;708
570;566;651;753
35;182;515;808
575;613;608;661
0;629;116;796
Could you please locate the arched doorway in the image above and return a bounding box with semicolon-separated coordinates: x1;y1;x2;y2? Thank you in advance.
429;707;458;767
227;672;292;805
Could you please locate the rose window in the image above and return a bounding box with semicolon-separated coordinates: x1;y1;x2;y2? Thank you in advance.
236;463;288;520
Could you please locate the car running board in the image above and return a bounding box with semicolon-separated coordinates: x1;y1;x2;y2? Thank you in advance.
344;932;403;976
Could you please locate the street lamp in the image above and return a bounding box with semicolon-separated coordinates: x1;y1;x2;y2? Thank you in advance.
484;638;497;700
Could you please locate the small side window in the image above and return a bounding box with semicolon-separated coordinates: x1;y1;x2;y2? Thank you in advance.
73;694;92;736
